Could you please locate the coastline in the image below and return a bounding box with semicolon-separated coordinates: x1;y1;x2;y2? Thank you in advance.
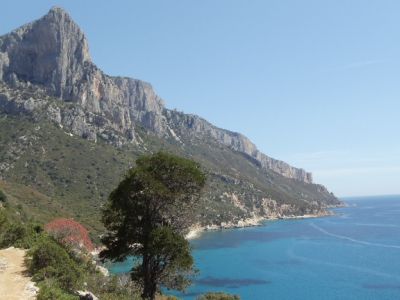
185;209;336;240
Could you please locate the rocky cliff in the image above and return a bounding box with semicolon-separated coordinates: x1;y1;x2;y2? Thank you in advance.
0;7;312;183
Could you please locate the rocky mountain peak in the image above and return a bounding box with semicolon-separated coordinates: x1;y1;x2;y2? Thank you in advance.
41;6;91;62
0;6;91;99
47;6;72;19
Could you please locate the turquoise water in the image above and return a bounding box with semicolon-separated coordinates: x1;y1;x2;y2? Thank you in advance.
110;195;400;299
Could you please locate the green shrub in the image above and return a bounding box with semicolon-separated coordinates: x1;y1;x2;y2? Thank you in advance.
0;222;26;248
28;237;83;292
84;273;142;300
0;209;8;230
0;203;44;249
197;292;241;300
0;210;11;248
37;282;79;300
0;218;42;249
0;190;7;203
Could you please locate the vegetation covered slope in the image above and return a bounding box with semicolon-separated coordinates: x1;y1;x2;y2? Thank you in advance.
0;88;339;236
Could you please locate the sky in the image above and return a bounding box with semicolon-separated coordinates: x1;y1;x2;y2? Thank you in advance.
1;0;399;197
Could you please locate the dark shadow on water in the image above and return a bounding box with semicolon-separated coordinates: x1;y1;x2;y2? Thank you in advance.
195;276;270;288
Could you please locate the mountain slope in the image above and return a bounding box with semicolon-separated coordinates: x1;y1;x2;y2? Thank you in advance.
0;7;340;233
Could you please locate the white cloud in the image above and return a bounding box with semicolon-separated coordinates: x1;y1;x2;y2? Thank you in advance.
314;166;400;177
283;149;400;196
322;59;389;72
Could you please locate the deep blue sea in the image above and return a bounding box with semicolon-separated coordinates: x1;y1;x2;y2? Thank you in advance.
110;195;400;299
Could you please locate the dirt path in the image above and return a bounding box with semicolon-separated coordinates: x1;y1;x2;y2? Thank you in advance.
0;247;38;300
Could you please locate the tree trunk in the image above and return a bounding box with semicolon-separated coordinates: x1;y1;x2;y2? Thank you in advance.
141;254;157;300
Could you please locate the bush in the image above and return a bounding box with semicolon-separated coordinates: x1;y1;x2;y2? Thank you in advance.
84;273;142;300
0;202;44;249
197;292;241;300
0;190;7;203
0;209;9;230
0;222;26;248
45;218;94;252
0;218;42;249
28;237;83;292
37;282;79;300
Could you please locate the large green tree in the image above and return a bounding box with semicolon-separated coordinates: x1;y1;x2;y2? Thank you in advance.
100;152;206;300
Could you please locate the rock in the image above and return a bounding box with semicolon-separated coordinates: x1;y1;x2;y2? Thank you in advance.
95;265;109;277
0;258;7;271
77;290;99;300
24;282;39;297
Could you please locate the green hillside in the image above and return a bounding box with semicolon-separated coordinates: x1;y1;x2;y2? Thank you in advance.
0;109;338;237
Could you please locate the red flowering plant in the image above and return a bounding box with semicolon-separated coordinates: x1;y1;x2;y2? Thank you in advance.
45;218;94;252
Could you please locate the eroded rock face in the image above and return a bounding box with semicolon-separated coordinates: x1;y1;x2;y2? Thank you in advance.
0;7;312;183
0;7;91;98
0;7;165;140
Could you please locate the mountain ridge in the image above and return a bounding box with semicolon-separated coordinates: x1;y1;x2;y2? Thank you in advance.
0;7;313;183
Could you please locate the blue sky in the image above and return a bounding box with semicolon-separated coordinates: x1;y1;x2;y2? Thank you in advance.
1;1;399;197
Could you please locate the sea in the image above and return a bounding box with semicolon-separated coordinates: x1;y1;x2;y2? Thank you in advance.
109;195;400;300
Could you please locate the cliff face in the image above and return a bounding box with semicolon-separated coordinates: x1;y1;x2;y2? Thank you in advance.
0;7;165;142
165;111;313;183
0;7;313;183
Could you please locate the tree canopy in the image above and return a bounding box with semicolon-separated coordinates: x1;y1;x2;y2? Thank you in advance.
100;152;206;299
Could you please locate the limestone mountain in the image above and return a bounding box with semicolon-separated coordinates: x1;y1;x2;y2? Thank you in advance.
0;7;311;183
0;7;340;232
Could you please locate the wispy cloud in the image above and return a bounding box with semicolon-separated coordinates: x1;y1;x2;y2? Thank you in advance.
324;59;389;72
287;150;346;163
314;166;400;177
286;149;400;167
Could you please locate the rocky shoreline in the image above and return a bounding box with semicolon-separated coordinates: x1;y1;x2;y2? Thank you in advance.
185;209;335;240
